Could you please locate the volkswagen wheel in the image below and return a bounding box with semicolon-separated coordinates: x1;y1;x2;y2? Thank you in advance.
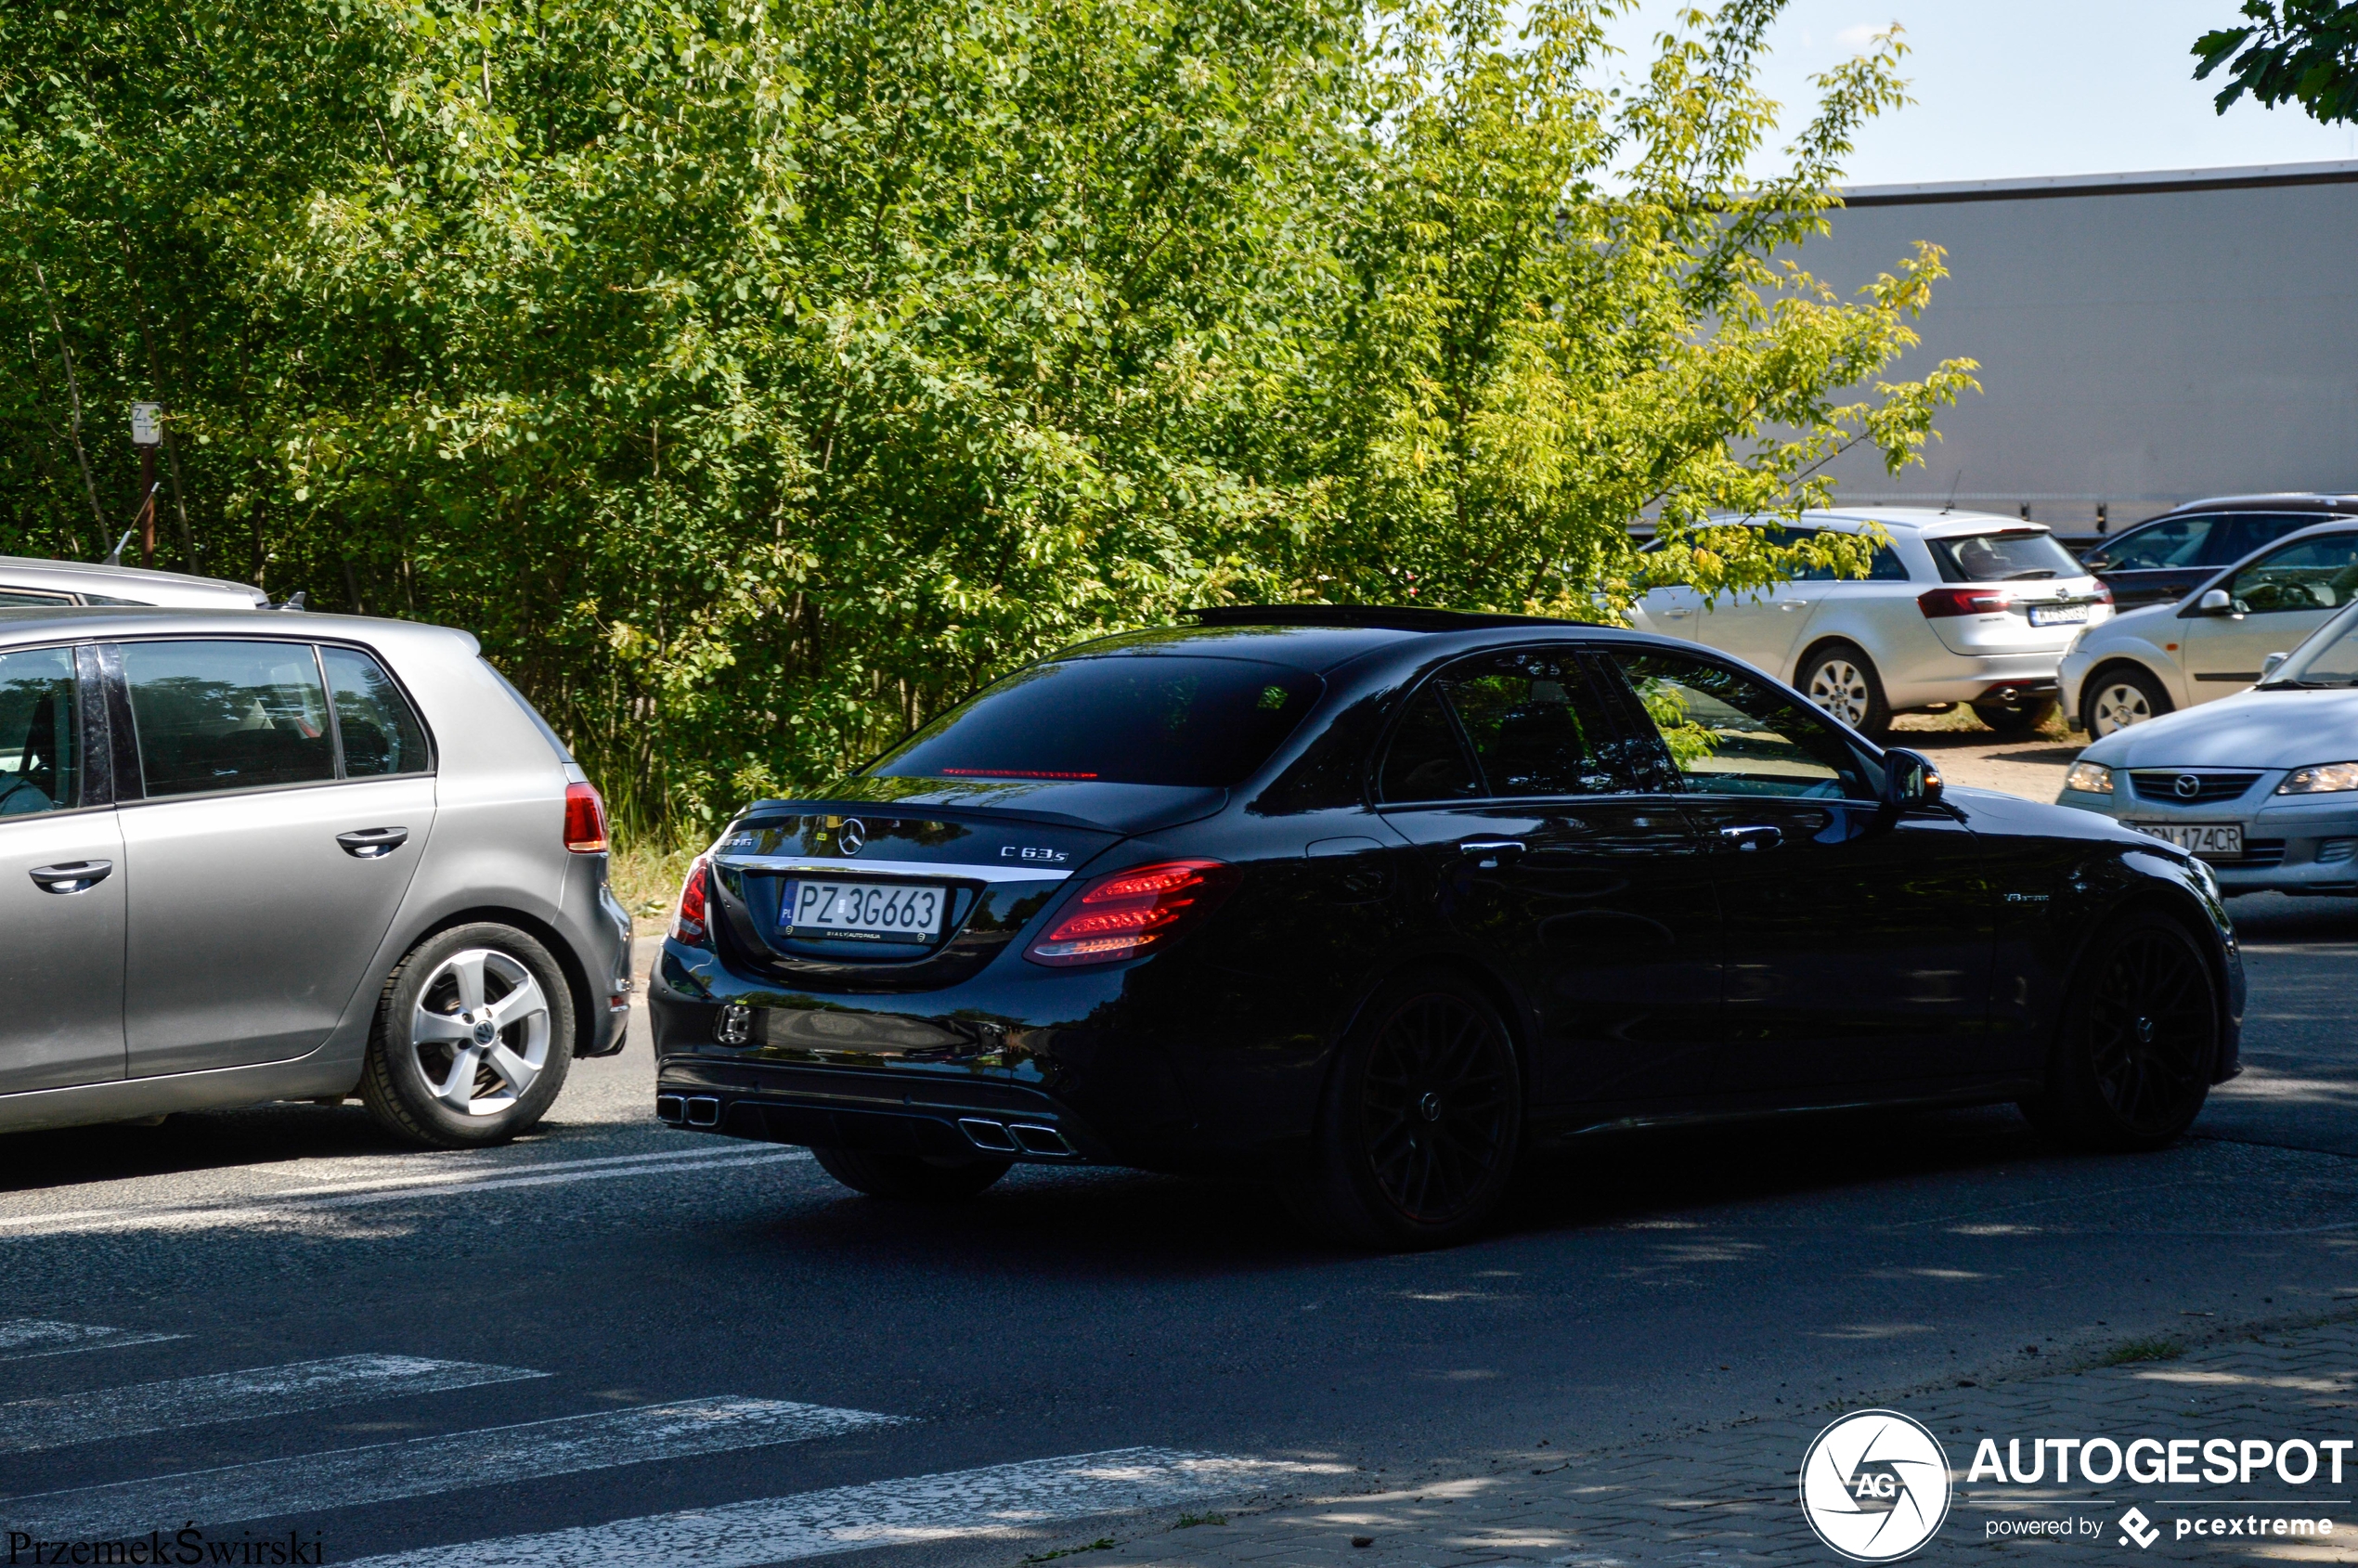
361;923;577;1147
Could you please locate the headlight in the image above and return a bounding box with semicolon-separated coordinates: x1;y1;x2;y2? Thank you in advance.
2278;761;2358;795
2064;760;2113;795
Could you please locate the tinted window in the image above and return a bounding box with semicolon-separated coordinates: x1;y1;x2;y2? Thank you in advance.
1380;684;1480;801
2209;512;2332;566
124;640;334;797
1929;530;2083;582
2226;533;2358;614
0;648;78;815
2087;516;2212;572
323;648;432;776
1442;650;1626;797
0;590;72;607
1605;649;1876;800
873;655;1322;787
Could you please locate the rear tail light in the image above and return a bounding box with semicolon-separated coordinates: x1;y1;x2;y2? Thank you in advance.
1918;587;2013;618
2092;581;2114;606
668;856;711;946
1023;859;1240;967
563;782;609;852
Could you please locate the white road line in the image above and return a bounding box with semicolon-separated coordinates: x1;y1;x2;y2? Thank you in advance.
4;1395;903;1539
0;1320;185;1363
339;1447;1347;1568
0;1354;549;1454
0;1147;809;1241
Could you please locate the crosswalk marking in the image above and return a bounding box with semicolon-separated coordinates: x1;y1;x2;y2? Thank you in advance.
0;1319;184;1362
0;1354;548;1454
337;1447;1338;1568
3;1395;905;1539
0;1146;809;1242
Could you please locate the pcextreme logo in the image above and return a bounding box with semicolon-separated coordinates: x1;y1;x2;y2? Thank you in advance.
1799;1409;1955;1562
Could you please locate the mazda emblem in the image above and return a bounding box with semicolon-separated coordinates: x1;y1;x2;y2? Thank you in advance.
838;819;866;855
2172;774;2202;800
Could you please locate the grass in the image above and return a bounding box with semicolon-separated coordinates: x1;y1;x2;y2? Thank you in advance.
2095;1337;2186;1367
1022;1540;1117;1563
1174;1515;1228;1530
609;833;701;922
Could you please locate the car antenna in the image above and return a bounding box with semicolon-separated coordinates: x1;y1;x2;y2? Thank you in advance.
276;590;307;613
103;529;134;565
1940;468;1964;515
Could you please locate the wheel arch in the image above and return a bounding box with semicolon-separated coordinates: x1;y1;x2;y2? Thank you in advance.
2047;874;2238;1087
2078;654;2179;728
1317;947;1538;1109
1789;632;1878;691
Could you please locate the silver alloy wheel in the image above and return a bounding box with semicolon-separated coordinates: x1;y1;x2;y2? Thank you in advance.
1805;657;1872;727
408;949;551;1118
2090;680;2155;736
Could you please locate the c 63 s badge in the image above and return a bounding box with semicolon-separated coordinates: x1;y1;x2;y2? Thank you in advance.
1800;1409;1953;1562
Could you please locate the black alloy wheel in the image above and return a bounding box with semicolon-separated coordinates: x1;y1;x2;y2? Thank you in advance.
2021;912;2217;1150
1287;973;1523;1250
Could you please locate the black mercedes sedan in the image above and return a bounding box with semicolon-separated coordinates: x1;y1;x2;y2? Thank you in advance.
651;608;2243;1249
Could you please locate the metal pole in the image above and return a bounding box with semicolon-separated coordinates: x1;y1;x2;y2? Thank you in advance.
137;446;156;565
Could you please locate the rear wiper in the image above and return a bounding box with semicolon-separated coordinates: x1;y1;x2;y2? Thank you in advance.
2002;569;2058;580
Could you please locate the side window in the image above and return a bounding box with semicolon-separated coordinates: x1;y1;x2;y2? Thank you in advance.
323;648;433;776
1379;684;1480;802
123;640;334;797
0;647;79;815
2090;517;2211;572
2209;513;2327;567
1603;649;1878;801
1868;545;1911;581
1442;650;1629;797
1762;526;1836;582
0;589;72;607
2227;534;2358;615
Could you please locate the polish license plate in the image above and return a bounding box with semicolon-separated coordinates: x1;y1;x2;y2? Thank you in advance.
782;879;948;942
2128;821;2244;859
2029;603;2091;627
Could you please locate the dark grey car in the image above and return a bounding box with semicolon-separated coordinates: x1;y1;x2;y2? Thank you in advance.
2080;495;2357;610
0;607;630;1144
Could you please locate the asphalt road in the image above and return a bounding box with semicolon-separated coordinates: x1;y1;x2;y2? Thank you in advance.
0;888;2352;1564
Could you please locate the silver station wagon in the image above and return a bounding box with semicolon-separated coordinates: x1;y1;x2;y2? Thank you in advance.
0;606;631;1144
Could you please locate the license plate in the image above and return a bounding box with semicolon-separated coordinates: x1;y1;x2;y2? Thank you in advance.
2029;603;2091;627
2128;821;2244;858
782;879;948;942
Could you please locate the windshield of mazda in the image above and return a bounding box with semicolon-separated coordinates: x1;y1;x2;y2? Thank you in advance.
870;655;1323;786
2270;612;2358;687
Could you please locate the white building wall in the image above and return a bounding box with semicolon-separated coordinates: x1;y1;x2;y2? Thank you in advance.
1794;162;2358;530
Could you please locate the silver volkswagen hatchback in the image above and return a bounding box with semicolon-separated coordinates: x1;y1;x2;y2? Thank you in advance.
0;606;631;1145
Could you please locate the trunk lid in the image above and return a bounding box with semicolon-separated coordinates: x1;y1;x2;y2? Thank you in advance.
705;783;1220;992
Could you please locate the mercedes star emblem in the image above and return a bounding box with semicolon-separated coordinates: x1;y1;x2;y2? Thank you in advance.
838;819;866;855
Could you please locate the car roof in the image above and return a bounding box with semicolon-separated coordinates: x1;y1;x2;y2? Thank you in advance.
0;604;479;654
0;554;268;607
1708;506;2057;539
2150;492;2358;518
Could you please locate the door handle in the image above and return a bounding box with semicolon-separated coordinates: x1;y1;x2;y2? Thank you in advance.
29;860;112;894
1664;607;1691;618
1781;600;1809;611
1458;837;1526;868
337;826;410;860
1718;824;1783;852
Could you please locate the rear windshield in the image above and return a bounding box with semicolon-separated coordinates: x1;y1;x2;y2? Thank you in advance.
871;655;1323;787
1930;530;2083;583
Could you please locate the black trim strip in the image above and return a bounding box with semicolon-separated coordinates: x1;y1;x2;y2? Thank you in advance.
1842;165;2358;208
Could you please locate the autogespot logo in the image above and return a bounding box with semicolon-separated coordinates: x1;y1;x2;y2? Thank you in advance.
1800;1409;1955;1562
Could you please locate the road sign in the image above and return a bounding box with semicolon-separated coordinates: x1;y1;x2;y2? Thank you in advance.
130;402;162;445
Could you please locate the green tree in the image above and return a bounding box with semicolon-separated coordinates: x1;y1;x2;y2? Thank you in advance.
2196;1;2358;124
0;0;1972;837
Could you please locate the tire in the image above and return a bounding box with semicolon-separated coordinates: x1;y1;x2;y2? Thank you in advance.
1284;971;1523;1251
2080;665;2173;738
359;923;577;1148
809;1144;1011;1201
1795;641;1892;740
1971;696;2059;736
2020;911;2218;1152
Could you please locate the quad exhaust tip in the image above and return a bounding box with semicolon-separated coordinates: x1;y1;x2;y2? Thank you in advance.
655;1095;684;1124
959;1118;1075;1158
684;1095;722;1128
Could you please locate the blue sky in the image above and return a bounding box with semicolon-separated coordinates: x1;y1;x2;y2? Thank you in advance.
1590;0;2358;184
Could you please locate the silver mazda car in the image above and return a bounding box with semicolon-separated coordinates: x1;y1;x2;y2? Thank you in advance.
0;605;631;1143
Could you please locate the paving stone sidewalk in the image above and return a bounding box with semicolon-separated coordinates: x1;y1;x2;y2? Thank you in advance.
1091;1317;2358;1568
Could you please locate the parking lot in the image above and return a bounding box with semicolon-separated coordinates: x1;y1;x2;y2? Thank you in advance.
0;728;2351;1564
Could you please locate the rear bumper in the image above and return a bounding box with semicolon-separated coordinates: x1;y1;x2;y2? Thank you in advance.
1883;652;2069;710
654;1056;1109;1164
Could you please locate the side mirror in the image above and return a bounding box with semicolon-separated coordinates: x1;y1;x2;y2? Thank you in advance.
2197;588;2234;615
2261;651;2289;681
1884;747;1945;809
